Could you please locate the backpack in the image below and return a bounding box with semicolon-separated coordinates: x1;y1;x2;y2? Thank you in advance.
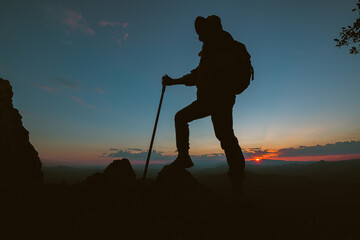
219;40;254;95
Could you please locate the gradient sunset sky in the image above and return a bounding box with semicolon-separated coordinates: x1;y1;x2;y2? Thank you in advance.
1;0;359;166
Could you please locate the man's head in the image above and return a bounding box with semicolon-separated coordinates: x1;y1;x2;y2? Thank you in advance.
206;15;222;31
194;15;223;42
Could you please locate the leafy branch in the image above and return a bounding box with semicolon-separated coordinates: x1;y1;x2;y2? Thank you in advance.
334;0;360;54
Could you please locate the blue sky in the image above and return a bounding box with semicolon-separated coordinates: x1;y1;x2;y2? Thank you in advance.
0;0;359;165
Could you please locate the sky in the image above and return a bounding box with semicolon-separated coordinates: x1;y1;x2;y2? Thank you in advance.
0;0;359;166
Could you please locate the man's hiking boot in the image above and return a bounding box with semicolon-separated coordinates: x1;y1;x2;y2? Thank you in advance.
168;154;194;168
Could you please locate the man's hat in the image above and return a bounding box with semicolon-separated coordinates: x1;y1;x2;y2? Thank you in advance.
206;15;222;30
195;15;223;35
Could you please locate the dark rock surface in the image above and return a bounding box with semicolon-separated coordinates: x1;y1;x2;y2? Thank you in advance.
145;165;245;240
0;78;43;190
0;77;43;239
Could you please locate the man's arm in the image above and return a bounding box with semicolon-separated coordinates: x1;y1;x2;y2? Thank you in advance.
162;68;197;86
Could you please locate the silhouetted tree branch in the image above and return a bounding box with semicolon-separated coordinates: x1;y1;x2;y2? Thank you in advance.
334;0;360;54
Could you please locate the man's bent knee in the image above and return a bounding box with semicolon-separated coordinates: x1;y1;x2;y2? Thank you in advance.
174;111;182;122
175;110;188;125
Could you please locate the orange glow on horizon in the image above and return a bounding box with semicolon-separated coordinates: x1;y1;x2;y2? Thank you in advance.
245;148;279;161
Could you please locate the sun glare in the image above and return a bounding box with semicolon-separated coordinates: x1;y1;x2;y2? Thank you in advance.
255;158;260;162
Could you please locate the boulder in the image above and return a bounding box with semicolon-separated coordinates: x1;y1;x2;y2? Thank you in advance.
83;158;136;187
103;158;136;182
142;165;244;240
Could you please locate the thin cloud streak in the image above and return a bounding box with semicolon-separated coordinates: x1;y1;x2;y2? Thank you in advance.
33;84;59;93
103;141;360;162
277;141;360;157
99;20;128;28
100;19;129;45
35;75;98;109
243;141;360;160
70;96;96;109
99;20;122;27
61;9;95;35
46;6;95;35
53;76;78;90
127;148;143;151
71;96;84;104
105;149;173;161
94;87;105;94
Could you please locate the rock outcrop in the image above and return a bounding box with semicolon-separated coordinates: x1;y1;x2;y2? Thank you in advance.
0;77;43;239
0;77;43;194
143;165;245;240
73;159;145;239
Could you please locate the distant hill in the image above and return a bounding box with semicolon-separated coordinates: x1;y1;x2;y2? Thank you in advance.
43;165;105;183
42;159;360;183
245;159;360;179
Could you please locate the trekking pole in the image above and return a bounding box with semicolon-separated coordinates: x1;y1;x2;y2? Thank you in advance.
142;84;166;182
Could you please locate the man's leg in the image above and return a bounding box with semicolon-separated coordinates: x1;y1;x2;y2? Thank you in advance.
211;105;245;198
172;100;210;167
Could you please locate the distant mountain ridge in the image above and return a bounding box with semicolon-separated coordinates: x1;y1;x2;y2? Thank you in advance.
43;158;360;183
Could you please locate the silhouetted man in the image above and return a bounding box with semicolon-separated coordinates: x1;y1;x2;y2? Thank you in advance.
162;15;246;198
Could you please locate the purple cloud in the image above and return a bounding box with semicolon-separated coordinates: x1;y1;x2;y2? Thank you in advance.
94;87;105;93
99;20;122;27
70;96;96;109
53;76;78;90
34;84;59;93
46;6;95;35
